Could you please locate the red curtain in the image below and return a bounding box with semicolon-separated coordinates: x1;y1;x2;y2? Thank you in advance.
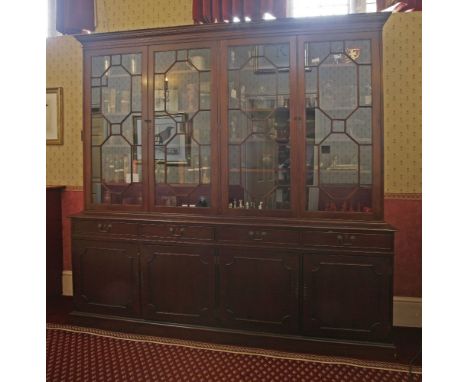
56;0;95;35
193;0;287;24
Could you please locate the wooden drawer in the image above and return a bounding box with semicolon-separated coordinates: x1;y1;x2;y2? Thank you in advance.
302;230;393;250
73;220;138;236
217;226;300;246
140;223;214;241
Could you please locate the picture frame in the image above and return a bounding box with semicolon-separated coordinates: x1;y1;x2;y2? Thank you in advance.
154;113;191;166
46;87;64;145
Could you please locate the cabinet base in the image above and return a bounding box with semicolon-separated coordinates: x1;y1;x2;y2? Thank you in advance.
70;311;396;359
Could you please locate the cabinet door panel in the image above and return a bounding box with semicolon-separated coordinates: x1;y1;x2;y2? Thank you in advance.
223;40;294;213
141;244;215;325
88;51;146;208
72;240;140;317
303;253;392;341
150;44;217;211
219;248;299;333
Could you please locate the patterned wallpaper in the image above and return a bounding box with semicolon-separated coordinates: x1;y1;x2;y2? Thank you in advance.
95;0;192;32
383;13;422;194
46;36;83;186
46;9;422;193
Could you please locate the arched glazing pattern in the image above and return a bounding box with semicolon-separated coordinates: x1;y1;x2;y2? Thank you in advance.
304;40;373;213
227;43;291;210
153;49;212;207
90;53;143;205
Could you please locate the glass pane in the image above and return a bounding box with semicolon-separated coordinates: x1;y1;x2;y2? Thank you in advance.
347;108;372;144
330;41;343;53
91;115;108;145
189;49;211;71
320;134;359;185
200;145;211;184
229;110;249;143
132;76;141;112
263;44;289;68
360;145;372;185
90;53;143;206
305;67;317;95
228;43;290;211
229;145;241;185
318;54;357;119
102;66;132;123
101;135;132;184
155;51;175;73
305;42;329;67
91;87;100;108
345;40;371;64
359;65;372;106
154;49;212;208
122;54;141;75
333;120;345;132
166;61;199;115
200;72;211;109
91;56;110;77
228;70;239;109
192;111;211;145
228;46;253;70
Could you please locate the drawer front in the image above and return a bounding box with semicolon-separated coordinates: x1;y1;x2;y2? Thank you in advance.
217;226;300;245
302;230;393;250
73;220;138;236
140;223;214;241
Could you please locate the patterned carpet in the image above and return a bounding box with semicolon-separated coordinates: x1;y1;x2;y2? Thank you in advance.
46;324;422;381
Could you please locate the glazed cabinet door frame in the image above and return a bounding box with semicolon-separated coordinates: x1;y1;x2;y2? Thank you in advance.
219;36;300;218
147;41;220;214
296;31;384;220
83;45;151;212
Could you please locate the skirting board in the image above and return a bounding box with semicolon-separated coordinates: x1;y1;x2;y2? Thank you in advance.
61;271;421;328
393;296;422;328
62;270;73;297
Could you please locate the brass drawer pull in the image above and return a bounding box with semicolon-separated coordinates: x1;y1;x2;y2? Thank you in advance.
97;223;112;233
169;227;185;237
336;233;356;246
248;231;268;241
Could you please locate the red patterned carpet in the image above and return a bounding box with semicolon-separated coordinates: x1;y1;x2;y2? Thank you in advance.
46;324;422;381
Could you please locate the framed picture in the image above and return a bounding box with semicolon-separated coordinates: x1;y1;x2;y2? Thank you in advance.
154;113;191;165
46;87;63;145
